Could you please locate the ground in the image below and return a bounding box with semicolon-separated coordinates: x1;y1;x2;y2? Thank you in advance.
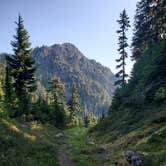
0;119;113;166
0;118;166;166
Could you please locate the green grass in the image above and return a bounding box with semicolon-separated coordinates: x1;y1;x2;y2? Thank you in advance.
0;118;59;166
60;127;113;166
90;105;166;165
0;107;165;166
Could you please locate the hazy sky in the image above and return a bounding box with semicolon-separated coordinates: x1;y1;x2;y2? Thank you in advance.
0;0;138;74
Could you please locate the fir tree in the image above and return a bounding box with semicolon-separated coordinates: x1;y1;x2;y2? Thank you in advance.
47;76;66;128
7;14;36;116
131;0;166;60
131;0;150;60
4;58;12;115
150;0;166;41
84;113;90;128
68;84;80;120
115;9;130;86
47;77;64;105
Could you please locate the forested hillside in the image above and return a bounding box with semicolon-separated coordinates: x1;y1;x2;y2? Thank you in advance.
92;0;166;165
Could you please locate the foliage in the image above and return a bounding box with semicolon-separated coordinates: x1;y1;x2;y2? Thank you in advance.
154;86;166;101
47;77;64;105
0;118;59;166
84;112;97;127
115;9;130;86
92;3;166;165
68;84;81;120
6;15;36;116
111;39;166;109
131;0;166;60
47;77;67;128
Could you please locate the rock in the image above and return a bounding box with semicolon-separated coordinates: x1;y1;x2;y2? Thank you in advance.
125;150;135;164
145;129;156;137
95;147;107;154
131;155;142;166
125;150;143;166
87;141;96;145
55;132;64;138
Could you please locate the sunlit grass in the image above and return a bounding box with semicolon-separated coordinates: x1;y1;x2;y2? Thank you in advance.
23;132;36;141
29;121;43;130
0;118;59;166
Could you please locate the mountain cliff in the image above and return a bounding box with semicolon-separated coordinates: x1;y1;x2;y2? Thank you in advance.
33;43;115;115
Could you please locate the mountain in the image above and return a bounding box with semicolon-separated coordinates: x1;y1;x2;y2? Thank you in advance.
32;43;115;115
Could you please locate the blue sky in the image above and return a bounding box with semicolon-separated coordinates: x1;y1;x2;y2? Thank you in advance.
0;0;138;74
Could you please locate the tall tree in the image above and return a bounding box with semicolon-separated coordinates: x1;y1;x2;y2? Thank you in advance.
0;64;5;107
131;0;166;60
115;9;130;86
68;84;80;120
150;0;166;41
7;14;36;116
47;77;66;128
47;77;64;105
4;58;12;114
131;0;150;60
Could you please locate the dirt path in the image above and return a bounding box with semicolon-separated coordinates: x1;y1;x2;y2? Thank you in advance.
58;149;74;166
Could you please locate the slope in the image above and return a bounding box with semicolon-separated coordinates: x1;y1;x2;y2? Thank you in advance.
91;40;166;165
33;43;115;115
0;118;60;166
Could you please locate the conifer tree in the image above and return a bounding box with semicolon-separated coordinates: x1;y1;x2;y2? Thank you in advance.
68;84;80;120
48;77;64;105
131;0;150;60
115;9;130;86
47;77;66;128
131;0;166;60
0;64;5;105
4;58;12;114
150;0;166;41
7;14;36;115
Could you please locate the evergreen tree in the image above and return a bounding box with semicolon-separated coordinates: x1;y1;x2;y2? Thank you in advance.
131;0;166;60
47;77;66;128
0;63;5;114
150;0;166;41
47;77;64;105
4;58;13;115
84;113;90;128
68;84;80;120
7;14;36;116
131;0;150;60
84;112;97;127
0;64;5;101
115;9;130;86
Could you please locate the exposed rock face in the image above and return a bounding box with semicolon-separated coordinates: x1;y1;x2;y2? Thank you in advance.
32;43;116;115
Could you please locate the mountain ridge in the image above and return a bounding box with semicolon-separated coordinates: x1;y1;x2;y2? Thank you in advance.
0;43;116;115
32;42;115;115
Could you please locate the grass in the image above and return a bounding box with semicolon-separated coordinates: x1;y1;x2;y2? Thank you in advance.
0;118;59;166
90;104;166;165
0;105;165;166
61;127;111;166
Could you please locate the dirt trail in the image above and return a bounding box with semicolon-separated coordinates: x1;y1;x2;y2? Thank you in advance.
58;149;74;166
